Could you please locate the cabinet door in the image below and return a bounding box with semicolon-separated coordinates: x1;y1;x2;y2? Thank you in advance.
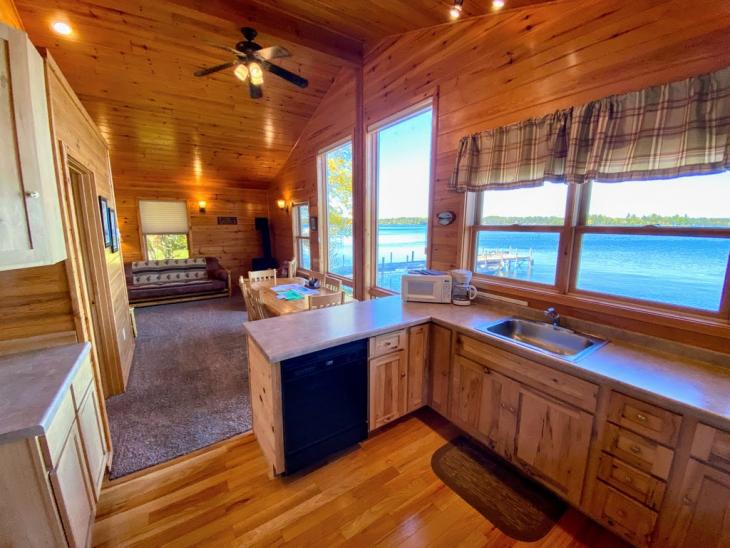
406;324;428;412
514;387;593;504
450;355;484;430
369;350;406;431
50;422;95;548
663;459;730;548
77;383;108;499
429;324;451;416
0;24;65;270
478;368;520;461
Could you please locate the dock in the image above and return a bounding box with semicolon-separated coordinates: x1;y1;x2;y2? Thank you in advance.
476;248;534;274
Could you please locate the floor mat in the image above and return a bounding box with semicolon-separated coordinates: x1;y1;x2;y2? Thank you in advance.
106;294;252;478
431;436;566;541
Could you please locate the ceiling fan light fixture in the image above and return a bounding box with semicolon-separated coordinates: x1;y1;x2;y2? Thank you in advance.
249;62;264;86
449;0;464;19
234;63;249;82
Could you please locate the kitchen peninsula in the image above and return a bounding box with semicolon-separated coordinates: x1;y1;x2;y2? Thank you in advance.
244;296;730;547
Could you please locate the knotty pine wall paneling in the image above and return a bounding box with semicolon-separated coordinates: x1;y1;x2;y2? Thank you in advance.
269;66;357;273
114;181;269;283
362;0;730;350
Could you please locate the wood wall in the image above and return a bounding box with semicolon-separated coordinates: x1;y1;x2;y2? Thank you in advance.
269;66;357;269
115;180;269;282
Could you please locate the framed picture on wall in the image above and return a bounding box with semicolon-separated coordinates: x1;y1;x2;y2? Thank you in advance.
99;196;112;247
109;208;119;253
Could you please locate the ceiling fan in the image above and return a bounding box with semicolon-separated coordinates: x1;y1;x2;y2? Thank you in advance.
194;27;308;99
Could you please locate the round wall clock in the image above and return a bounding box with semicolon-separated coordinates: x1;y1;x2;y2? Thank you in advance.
436;211;456;226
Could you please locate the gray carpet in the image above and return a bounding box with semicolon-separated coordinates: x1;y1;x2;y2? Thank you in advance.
106;294;252;479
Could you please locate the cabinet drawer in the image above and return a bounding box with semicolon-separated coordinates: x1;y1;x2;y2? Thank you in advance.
71;355;93;410
597;452;666;510
369;329;407;358
40;389;76;468
602;423;674;480
456;333;598;412
589;480;657;547
691;423;730;473
608;392;681;446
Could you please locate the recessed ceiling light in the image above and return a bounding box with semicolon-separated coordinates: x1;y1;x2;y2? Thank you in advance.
450;0;464;19
492;0;506;9
51;21;73;36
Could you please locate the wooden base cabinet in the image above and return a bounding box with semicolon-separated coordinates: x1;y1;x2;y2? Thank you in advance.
369;350;407;430
428;324;451;415
406;325;428;412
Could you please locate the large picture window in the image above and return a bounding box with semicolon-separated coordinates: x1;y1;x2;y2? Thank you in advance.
292;203;311;271
138;200;190;260
471;172;730;314
318;140;354;282
370;102;433;293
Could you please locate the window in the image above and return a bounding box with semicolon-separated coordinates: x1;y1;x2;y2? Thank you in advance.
319;140;354;281
138;200;190;260
370;103;433;293
292;203;311;270
471;172;730;314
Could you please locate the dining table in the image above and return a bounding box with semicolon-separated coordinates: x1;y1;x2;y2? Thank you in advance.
249;277;353;317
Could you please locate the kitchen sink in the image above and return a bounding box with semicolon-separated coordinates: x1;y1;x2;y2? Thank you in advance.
477;318;607;361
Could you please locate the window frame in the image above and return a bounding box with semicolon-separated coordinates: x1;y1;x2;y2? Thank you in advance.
291;202;312;272
366;97;436;296
317;136;355;290
469;179;730;320
137;198;191;261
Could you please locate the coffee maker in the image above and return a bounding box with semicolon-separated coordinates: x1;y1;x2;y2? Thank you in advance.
449;269;478;306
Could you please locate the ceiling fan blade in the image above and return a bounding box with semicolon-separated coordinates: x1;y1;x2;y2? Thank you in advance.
255;46;291;61
204;42;245;56
263;61;308;88
194;62;235;77
249;82;263;99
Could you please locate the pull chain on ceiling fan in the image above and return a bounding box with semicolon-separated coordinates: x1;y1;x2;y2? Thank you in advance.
194;27;309;99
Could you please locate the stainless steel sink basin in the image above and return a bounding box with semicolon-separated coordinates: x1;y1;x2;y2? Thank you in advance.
477;318;607;361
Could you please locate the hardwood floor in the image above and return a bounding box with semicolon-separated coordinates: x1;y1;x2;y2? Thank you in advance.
92;410;626;547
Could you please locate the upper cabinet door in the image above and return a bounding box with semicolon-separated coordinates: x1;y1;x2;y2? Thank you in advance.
0;23;65;271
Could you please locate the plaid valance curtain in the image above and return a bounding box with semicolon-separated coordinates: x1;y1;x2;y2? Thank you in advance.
450;66;730;191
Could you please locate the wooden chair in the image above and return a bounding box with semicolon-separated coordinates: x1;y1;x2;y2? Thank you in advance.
249;288;271;320
239;276;259;321
323;276;342;292
308;291;344;310
286;259;297;278
248;268;277;284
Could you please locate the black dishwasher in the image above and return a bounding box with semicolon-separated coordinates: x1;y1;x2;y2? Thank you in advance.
280;339;368;474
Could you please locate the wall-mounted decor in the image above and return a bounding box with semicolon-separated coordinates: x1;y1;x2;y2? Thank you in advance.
217;216;238;225
109;208;119;253
436;211;456;226
310;216;318;232
99;196;111;247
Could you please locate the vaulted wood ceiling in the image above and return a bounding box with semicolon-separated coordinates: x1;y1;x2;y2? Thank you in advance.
16;0;553;188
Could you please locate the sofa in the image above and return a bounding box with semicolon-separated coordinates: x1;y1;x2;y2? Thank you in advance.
125;257;231;306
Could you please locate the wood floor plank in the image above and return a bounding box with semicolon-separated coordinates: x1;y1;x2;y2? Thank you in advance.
92;410;627;547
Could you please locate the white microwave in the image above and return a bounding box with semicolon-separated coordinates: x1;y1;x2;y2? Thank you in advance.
401;273;452;304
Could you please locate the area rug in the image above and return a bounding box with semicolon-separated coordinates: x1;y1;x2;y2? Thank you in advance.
431;436;566;541
106;294;252;479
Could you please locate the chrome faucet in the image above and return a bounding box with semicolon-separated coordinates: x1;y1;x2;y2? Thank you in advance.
544;307;560;327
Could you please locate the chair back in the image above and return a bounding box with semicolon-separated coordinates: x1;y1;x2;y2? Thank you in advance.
323;276;342;292
308;291;344;310
287;259;297;278
249;288;271;320
239;277;259;321
248;268;277;284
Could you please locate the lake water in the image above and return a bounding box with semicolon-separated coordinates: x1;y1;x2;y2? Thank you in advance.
329;225;730;310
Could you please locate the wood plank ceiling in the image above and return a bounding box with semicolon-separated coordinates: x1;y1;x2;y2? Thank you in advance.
15;0;553;188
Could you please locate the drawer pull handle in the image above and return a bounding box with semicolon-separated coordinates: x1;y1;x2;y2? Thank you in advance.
682;495;693;505
617;509;627;518
26;191;40;198
630;445;641;454
623;475;633;484
635;413;648;422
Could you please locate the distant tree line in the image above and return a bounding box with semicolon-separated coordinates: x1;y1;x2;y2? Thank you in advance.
376;214;730;227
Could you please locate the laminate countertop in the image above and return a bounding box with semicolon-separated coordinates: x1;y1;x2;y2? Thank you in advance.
243;296;730;428
0;342;91;444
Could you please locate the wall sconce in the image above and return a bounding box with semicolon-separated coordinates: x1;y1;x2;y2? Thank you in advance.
198;200;207;213
276;199;289;214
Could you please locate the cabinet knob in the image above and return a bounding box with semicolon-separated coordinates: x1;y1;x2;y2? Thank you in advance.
635;413;648;422
26;191;40;199
682;495;693;505
630;445;641;454
623;475;633;484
